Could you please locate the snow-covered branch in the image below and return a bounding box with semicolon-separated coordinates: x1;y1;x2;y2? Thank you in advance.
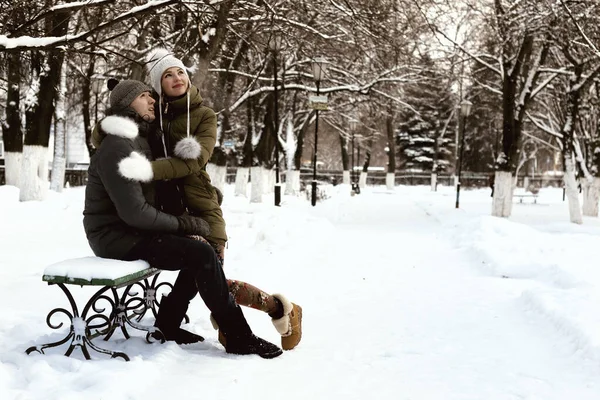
0;0;181;51
525;111;561;139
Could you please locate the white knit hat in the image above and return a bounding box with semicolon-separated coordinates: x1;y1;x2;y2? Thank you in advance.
146;47;189;96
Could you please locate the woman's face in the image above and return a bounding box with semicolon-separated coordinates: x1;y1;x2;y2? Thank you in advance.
161;67;189;97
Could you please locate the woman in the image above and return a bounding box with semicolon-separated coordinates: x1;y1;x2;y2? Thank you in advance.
124;48;302;351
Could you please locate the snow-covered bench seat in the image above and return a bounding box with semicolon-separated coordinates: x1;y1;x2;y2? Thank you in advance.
42;257;157;287
26;257;172;361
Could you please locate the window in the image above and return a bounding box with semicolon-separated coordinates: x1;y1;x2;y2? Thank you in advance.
0;140;4;158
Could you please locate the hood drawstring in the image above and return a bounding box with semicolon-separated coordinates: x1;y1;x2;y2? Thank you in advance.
159;93;168;157
186;90;191;137
158;88;192;156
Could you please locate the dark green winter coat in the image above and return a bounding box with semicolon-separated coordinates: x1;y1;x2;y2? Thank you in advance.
155;84;227;245
83;111;181;259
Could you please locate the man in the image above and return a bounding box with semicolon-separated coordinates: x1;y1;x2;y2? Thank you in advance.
82;79;282;359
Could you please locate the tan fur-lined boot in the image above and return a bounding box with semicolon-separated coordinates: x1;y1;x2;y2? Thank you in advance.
210;314;227;347
271;294;302;350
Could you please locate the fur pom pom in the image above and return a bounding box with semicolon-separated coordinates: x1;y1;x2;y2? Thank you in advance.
118;151;153;182
100;116;138;139
174;137;202;160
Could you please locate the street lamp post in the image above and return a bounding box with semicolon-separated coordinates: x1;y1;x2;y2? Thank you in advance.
269;33;283;206
455;99;473;209
311;57;328;206
349;120;359;195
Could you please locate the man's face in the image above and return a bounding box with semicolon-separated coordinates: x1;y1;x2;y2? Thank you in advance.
130;91;155;121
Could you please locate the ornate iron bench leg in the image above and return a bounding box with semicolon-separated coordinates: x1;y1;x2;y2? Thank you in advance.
26;283;130;361
131;273;190;324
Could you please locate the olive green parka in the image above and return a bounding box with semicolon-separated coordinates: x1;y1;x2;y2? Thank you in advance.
152;85;227;245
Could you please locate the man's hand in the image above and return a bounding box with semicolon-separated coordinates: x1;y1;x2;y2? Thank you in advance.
176;215;211;237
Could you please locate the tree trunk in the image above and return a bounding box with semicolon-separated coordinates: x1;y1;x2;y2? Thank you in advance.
254;90;275;168
386;173;395;190
285;115;300;193
21;8;70;201
82;60;96;158
342;170;350;185
431;134;440;191
492;171;513;217
561;67;584;224
192;1;234;93
386;113;396;190
206;163;227;192
285;170;301;195
241;94;254;168
234;167;249;197
582;178;600;217
339;132;349;183
359;172;368;188
250;166;265;203
2;52;23;187
19;146;49;201
564;156;583;224
50;63;67;192
430;173;437;192
294;112;314;170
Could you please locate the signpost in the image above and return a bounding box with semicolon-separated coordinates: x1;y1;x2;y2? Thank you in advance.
309;95;328;110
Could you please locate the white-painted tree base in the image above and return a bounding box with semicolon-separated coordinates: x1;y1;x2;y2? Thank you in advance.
285;170;300;195
430;173;437;192
250;166;265;203
19;145;49;202
491;171;513;217
582;178;600;217
234;167;249;197
359;172;367;188
4;152;22;187
267;169;275;194
342;170;350;185
50;155;66;192
564;157;583;224
206;163;227;192
386;173;395;190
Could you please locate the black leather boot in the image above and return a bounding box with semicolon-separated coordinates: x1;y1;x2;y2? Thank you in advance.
215;305;282;359
152;294;204;344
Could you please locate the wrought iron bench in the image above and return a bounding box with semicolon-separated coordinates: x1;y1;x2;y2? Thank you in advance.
25;257;179;361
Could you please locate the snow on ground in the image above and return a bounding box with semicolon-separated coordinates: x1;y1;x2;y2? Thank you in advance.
2;183;600;399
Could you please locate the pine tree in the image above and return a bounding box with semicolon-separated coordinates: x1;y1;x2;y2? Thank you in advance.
396;55;455;172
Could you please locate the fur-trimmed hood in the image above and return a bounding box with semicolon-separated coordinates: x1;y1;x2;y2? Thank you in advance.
101;116;139;139
92;115;139;149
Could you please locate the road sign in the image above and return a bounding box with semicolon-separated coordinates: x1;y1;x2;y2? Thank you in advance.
309;95;328;110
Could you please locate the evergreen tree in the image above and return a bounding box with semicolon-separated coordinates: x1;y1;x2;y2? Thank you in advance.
396;55;455;172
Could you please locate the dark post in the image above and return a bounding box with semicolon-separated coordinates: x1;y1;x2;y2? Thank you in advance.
311;81;320;206
455;99;472;209
351;129;355;191
273;50;281;206
455;115;466;208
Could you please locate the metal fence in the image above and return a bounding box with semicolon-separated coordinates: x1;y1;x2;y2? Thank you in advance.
0;165;564;189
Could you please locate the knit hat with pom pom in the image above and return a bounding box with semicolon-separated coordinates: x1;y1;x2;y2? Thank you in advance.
146;48;189;96
107;78;152;111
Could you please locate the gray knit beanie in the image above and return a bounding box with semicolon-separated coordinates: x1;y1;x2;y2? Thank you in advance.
107;79;153;110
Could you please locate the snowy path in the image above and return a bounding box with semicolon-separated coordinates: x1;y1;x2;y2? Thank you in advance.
3;186;600;399
303;189;600;399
